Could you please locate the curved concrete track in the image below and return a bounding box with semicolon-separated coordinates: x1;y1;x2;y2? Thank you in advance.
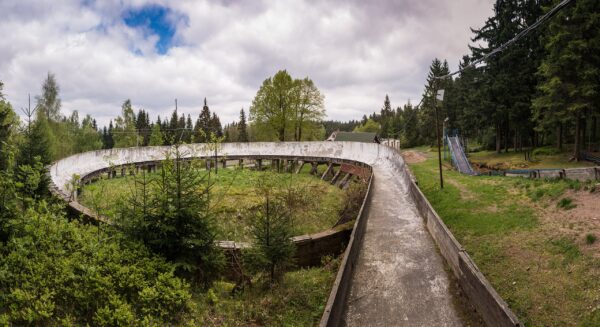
49;142;468;326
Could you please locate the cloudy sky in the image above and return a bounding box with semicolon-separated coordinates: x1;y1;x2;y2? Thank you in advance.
0;0;493;127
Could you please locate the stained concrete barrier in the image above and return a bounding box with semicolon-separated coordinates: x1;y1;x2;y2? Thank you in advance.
400;152;522;327
563;167;599;181
319;173;373;326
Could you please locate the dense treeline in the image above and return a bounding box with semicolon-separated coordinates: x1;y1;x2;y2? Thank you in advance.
367;0;600;160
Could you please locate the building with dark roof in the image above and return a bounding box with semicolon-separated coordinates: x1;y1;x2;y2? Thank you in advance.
327;131;380;144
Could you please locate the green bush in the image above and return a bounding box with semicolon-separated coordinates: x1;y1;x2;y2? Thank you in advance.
585;234;597;245
532;146;561;156
0;203;192;326
557;197;577;210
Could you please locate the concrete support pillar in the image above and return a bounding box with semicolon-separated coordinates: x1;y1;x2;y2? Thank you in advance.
330;169;342;184
256;159;262;170
295;160;305;174
136;166;140;174
310;162;318;175
239;159;244;168
321;163;333;180
222;160;227;169
337;173;351;189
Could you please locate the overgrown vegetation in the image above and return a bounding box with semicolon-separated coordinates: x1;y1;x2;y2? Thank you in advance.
408;151;600;326
0;159;194;325
81;166;346;242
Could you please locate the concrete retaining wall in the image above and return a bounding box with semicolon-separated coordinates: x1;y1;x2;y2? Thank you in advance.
401;156;522;326
319;172;373;327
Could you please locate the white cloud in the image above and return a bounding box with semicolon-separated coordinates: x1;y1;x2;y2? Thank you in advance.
0;0;493;127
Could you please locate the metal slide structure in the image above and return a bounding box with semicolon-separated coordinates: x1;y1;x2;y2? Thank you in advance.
447;136;476;175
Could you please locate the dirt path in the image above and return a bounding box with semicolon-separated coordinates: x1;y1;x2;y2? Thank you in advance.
402;150;427;164
540;189;600;257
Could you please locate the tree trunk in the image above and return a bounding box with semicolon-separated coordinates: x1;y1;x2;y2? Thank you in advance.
582;115;587;152
298;112;304;141
504;123;509;153
557;122;563;150
495;123;501;154
593;116;597;150
574;112;581;161
513;130;517;152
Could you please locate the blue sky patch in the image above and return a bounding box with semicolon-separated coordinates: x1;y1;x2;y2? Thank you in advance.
123;5;184;55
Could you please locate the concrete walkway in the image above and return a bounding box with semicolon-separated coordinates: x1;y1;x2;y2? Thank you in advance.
344;164;466;326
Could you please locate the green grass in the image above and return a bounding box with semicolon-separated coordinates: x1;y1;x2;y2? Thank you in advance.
80;167;347;242
194;256;340;326
408;153;600;326
468;147;595;170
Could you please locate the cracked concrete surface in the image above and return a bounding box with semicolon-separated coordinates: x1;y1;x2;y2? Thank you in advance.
344;163;466;327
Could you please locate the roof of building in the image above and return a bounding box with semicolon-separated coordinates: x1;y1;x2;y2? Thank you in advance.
329;131;380;143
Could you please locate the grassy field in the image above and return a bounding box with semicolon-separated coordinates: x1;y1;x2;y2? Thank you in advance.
194;256;339;326
80;166;347;242
468;146;595;170
407;149;600;326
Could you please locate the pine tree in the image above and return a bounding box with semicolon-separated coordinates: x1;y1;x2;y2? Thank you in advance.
210;112;223;137
0;82;17;170
194;98;212;142
533;0;600;159
238;108;249;142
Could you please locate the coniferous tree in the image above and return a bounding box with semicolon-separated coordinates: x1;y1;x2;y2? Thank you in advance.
533;0;600;159
238;108;249;142
0;82;17;170
194;99;212;143
210;112;223;137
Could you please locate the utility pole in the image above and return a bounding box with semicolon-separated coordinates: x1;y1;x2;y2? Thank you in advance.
434;88;444;189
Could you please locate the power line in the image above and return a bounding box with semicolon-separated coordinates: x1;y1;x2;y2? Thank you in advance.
435;0;573;80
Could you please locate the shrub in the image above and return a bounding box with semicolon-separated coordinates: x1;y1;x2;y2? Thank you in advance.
585;234;597;245
532;146;561;156
557;197;576;210
0;204;192;326
244;175;296;286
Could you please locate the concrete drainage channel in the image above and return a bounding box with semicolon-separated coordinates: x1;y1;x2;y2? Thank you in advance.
49;142;521;326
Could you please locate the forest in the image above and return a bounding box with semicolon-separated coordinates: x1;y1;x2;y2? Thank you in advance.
360;0;599;161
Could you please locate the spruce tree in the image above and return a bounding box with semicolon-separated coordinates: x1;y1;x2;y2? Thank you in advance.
238;108;249;142
533;0;600;159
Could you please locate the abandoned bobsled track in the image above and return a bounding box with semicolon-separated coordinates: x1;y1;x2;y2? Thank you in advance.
48;142;521;327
